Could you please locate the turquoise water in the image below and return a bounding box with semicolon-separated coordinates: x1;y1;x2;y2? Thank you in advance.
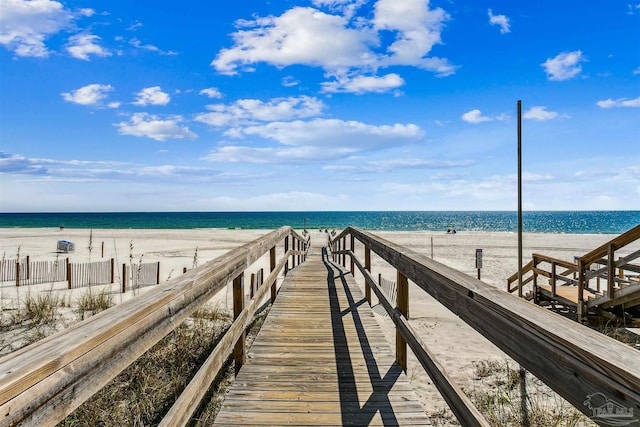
0;211;637;234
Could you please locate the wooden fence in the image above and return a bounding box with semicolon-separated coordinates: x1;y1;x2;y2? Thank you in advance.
122;261;160;292
0;227;309;427
330;227;640;426
68;259;114;289
0;257;28;283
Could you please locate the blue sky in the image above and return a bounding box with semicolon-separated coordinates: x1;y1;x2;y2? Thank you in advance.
0;0;638;212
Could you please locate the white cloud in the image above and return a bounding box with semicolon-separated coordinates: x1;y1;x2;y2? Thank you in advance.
324;158;475;173
204;118;423;163
373;0;454;75
77;8;94;17
596;96;640;108
0;0;73;57
133;86;171;106
61;83;117;107
129;38;177;55
0;152;231;184
195;96;325;127
212;2;456;82
633;67;640;75
523;106;560;121
199;87;223;99
213;7;376;74
282;76;300;87
66;33;110;60
488;9;510;34
232;118;422;146
321;73;404;94
116;113;197;141
541;50;586;81
461;109;496;123
201;191;335;211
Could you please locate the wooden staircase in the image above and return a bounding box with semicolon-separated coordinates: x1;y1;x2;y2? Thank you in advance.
508;225;640;321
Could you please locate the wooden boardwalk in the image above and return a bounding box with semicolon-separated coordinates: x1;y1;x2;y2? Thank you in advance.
214;242;430;426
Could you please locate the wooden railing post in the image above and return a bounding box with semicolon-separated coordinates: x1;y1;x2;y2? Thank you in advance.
396;270;409;371
110;258;115;284
551;261;557;297
577;259;585;323
532;256;538;303
364;246;371;306
156;261;160;284
68;260;73;289
250;273;256;300
341;236;346;266
350;234;355;275
297;239;301;266
121;263;126;293
618;258;624;279
15;260;20;287
284;236;289;276
607;243;615;300
233;272;245;376
291;237;296;269
270;246;276;303
26;256;30;281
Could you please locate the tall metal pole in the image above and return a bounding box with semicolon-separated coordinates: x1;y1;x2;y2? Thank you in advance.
517;99;529;427
517;100;523;298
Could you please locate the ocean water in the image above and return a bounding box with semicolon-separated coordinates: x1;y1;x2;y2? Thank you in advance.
0;211;638;234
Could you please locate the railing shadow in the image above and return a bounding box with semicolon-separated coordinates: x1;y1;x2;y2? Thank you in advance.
322;247;402;426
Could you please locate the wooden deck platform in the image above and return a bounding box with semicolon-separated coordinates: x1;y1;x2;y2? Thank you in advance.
214;243;430;426
538;284;596;306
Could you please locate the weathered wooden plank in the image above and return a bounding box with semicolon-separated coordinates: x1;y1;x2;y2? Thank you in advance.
213;241;429;426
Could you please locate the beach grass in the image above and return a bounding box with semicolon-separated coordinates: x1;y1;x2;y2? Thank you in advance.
465;360;594;427
57;303;270;426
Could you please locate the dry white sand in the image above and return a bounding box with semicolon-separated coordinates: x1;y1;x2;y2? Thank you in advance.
0;227;633;421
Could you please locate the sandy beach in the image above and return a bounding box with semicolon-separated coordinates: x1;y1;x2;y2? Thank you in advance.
0;227;635;422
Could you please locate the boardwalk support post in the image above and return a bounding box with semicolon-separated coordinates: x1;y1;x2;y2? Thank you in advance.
396;270;408;371
364;246;371;306
350;234;355;275
270;246;276;303
233;272;245;376
577;259;585;323
284;236;289;276
292;236;296;269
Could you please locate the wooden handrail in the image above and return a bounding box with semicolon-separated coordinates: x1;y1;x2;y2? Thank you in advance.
506;259;534;292
348;250;490;427
0;226;303;427
580;224;640;267
532;253;578;271
332;227;640;423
